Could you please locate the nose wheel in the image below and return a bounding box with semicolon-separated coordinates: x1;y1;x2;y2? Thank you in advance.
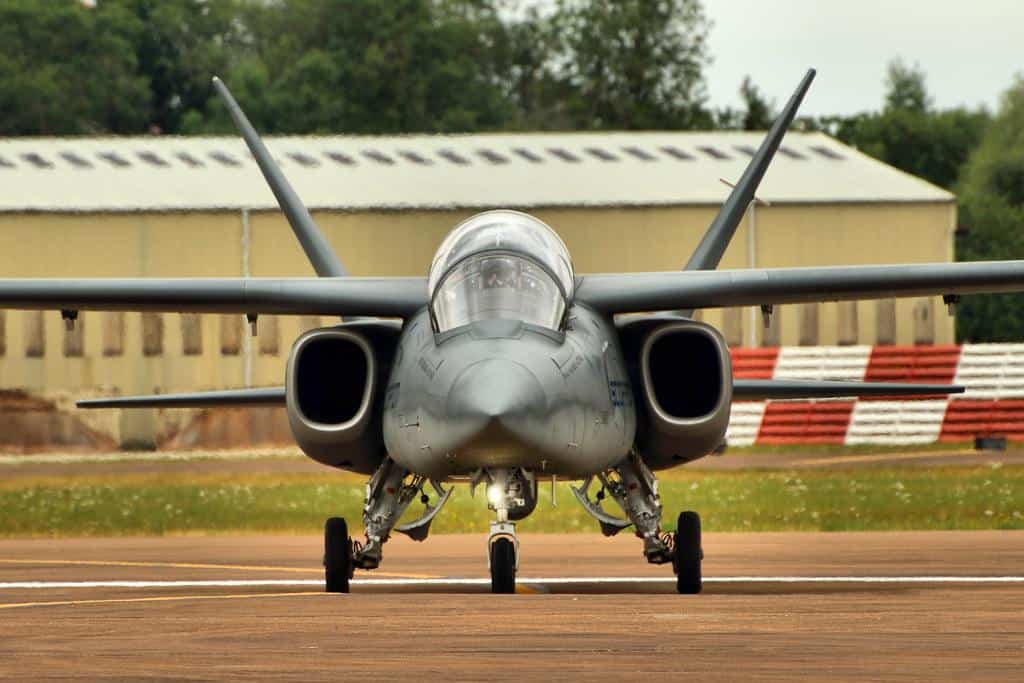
324;517;353;593
489;534;517;593
674;511;702;594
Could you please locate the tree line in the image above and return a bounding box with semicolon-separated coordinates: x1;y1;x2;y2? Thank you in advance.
1;0;1022;341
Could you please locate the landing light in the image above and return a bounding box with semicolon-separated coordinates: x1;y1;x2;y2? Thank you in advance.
486;484;503;507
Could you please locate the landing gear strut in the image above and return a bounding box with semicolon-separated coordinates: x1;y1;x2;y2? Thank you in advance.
323;457;452;592
478;468;534;594
572;453;704;594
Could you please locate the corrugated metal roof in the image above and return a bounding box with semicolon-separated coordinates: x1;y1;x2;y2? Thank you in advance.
0;131;953;212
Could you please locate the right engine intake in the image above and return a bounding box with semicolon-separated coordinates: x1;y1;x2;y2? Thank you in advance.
286;324;396;474
632;320;733;468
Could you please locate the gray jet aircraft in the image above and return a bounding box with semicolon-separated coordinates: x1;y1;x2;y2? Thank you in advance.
3;69;1022;593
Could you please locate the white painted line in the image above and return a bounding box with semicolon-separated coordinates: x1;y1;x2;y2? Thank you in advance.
2;576;1024;590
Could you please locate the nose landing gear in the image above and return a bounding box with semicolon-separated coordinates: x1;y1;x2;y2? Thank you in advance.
478;468;534;594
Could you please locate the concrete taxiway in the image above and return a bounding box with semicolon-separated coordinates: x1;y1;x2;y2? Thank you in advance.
0;531;1022;680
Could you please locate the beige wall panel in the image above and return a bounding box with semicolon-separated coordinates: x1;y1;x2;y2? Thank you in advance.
799;304;819;346
876;300;896;345
103;312;124;356
0;199;955;431
63;314;85;357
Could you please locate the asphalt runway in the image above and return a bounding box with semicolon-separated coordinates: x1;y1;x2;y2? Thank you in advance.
1;532;1022;680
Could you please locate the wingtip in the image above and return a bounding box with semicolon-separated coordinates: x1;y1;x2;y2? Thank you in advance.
211;75;221;85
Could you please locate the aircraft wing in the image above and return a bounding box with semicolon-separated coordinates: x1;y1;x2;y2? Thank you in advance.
733;379;963;400
0;277;427;317
78;387;286;409
575;260;1024;313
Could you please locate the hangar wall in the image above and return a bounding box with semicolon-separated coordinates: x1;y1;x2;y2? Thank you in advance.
0;201;954;398
0;130;957;448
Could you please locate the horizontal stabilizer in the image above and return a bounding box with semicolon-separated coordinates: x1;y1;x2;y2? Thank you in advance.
78;387;286;409
733;379;964;401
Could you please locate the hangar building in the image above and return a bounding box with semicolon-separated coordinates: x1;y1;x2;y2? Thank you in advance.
0;132;954;447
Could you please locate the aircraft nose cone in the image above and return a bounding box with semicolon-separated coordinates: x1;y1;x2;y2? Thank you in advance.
447;360;546;423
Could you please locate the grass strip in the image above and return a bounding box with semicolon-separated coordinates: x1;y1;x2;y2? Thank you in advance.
0;466;1021;537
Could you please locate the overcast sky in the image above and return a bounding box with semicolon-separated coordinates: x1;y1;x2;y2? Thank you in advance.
703;0;1022;116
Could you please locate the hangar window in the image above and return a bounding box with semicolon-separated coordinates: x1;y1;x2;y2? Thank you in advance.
209;151;241;167
142;313;164;356
548;148;581;163
477;149;509;165
99;152;131;168
24;311;45;358
438;149;470;165
103;313;124;357
0;155;12;168
734;145;757;158
22;153;54;169
513;148;543;163
623;146;656;161
63;314;85;358
138;151;170;168
778;146;806;160
181;314;202;355
811;146;844;160
398;150;433;165
175;152;203;168
60;151;92;169
585;147;618;162
698;146;730;160
362;150;395;165
660;146;694;161
221;315;241;356
259;316;280;356
325;151;356;166
289;152;320;167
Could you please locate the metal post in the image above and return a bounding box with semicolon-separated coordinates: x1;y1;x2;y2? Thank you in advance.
241;208;253;388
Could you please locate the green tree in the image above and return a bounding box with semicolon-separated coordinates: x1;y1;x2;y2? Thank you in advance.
117;0;240;134
956;77;1024;341
0;0;150;135
197;0;518;135
546;0;712;130
884;58;930;113
832;60;989;190
739;76;774;130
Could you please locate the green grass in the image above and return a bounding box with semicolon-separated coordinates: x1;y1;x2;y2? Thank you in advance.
1;466;1022;537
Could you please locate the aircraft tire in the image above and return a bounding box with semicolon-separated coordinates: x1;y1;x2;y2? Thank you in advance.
490;537;516;594
675;511;702;595
324;517;352;593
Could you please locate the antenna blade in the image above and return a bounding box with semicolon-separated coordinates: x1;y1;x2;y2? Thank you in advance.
212;76;347;278
684;68;816;272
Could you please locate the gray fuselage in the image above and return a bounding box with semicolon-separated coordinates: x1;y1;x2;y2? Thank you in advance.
382;305;636;479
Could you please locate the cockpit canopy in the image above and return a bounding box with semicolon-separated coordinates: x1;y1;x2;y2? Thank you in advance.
428;211;574;333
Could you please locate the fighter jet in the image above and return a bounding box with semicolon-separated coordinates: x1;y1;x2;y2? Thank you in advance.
3;69;1022;593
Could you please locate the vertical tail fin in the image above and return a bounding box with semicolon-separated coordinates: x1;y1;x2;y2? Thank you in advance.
212;76;348;278
683;68;816;272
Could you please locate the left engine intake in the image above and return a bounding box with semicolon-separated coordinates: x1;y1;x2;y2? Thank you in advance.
623;319;734;468
285;323;399;474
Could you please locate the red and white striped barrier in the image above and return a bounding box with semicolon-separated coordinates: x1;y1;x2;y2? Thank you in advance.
725;344;1024;446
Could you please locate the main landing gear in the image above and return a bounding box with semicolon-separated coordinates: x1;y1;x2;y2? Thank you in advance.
571;453;703;594
323;457;452;593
